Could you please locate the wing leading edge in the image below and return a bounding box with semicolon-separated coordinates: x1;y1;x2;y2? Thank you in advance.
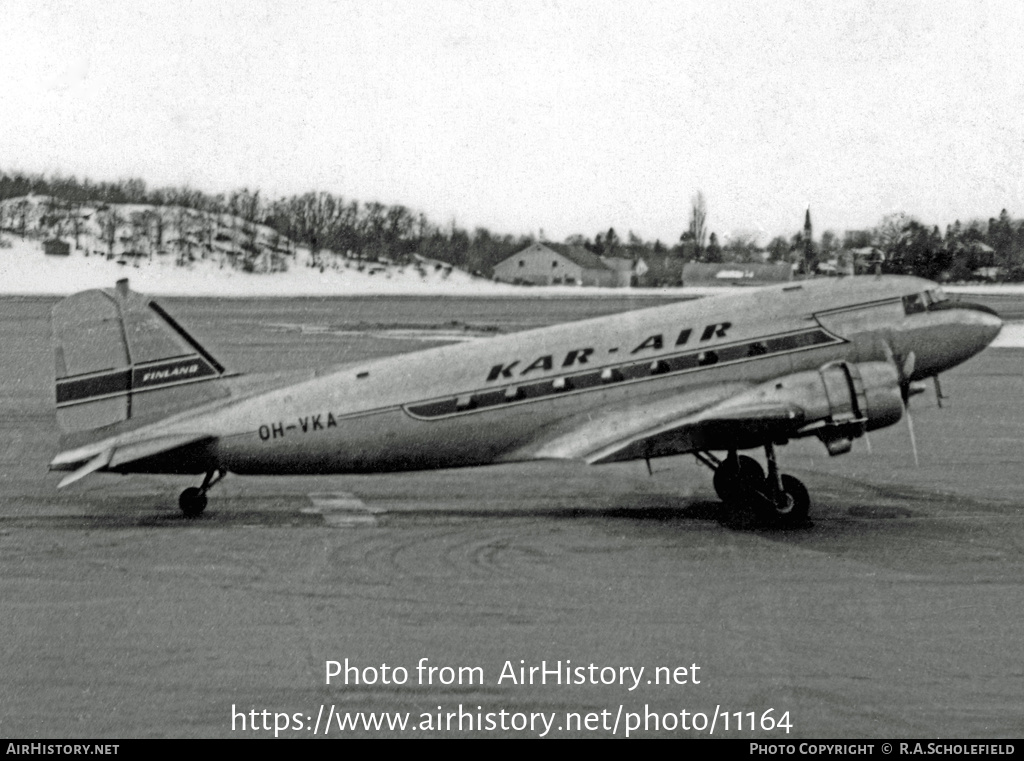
502;380;807;465
509;359;906;466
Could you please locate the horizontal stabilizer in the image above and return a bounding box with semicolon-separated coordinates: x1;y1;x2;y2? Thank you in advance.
52;432;213;487
57;449;113;489
108;434;213;469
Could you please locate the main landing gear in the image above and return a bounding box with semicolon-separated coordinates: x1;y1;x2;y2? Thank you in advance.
178;469;226;518
695;444;810;527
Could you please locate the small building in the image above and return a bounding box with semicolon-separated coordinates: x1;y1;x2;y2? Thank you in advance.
493;242;634;287
43;239;70;256
600;256;647;287
681;262;791;286
849;247;884;274
972;266;1001;281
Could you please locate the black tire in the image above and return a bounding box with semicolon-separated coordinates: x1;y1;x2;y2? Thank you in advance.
766;474;810;526
713;455;766;503
179;487;208;518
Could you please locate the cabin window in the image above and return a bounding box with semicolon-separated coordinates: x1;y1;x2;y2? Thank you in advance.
600;368;623;383
697;351;718;366
902;293;927;315
552;261;559;268
518;260;525;267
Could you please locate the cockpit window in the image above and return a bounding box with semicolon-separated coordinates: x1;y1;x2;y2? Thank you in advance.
902;293;927;315
927;288;949;304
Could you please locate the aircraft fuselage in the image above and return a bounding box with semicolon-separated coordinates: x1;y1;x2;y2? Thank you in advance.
147;276;999;476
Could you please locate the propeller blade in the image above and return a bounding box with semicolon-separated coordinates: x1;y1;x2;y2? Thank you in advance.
900;351;918;405
902;350;916;380
905;404;920;467
883;339;920;465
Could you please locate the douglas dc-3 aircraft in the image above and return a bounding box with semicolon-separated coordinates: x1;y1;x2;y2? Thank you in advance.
49;276;1001;525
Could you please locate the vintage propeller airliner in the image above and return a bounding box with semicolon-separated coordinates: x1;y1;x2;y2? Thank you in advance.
49;276;1001;525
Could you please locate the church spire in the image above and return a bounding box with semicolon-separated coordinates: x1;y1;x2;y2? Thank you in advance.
803;206;813;274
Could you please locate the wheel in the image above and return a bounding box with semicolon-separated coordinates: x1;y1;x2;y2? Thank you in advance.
762;474;810;526
179;487;208;518
713;455;766;503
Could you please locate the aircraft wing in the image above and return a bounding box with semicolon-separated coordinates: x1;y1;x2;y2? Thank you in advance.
505;381;808;465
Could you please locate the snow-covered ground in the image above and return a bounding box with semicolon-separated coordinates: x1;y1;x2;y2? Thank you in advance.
0;236;739;298
3;235;1024;347
0;236;512;297
991;323;1024;347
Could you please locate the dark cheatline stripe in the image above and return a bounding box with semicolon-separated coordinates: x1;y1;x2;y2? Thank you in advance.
56;369;131;404
57;356;220;406
132;356;218;390
405;328;841;420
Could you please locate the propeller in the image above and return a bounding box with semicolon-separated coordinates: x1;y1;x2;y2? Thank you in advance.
902;351;920;467
881;344;949;466
882;342;921;467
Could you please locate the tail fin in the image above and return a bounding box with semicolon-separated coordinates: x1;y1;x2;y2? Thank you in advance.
53;279;230;435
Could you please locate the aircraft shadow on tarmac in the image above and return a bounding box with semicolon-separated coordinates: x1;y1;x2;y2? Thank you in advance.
4;493;857;532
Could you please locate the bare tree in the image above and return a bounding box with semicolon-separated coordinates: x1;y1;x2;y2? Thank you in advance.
724;230;761;262
69;200;86;250
98;208;123;258
874;212;910;251
689;191;708;257
14;198;30;238
129;211;152;258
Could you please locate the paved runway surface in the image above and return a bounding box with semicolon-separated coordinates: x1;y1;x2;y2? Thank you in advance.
1;293;1022;738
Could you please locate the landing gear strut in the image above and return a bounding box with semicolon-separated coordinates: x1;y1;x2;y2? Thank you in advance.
759;443;810;524
696;446;810;526
178;469;226;518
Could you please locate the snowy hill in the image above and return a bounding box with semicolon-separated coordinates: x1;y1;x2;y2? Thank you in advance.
0;194;522;296
0;234;527;297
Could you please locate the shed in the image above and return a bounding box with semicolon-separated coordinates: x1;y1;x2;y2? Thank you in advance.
43;239;71;256
493;242;621;286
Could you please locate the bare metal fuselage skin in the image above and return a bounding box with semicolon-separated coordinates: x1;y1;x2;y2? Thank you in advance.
59;276;998;479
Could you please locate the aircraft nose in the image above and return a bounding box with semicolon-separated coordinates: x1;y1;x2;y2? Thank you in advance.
906;300;1003;378
956;301;1003;347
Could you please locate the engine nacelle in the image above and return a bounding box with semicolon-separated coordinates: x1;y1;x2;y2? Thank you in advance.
807;360;904;455
701;360;906;455
852;361;906;431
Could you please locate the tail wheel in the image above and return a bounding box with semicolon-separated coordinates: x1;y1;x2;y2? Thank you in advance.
713;454;766;503
179;487;208;518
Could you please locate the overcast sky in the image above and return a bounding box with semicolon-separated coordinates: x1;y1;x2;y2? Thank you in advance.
2;0;1022;244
